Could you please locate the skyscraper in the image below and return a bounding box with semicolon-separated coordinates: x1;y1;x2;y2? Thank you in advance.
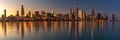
28;11;31;17
51;10;54;14
92;8;95;16
35;11;40;17
16;11;19;17
83;10;86;20
73;6;79;20
78;10;85;21
70;8;72;14
4;9;6;17
112;14;115;21
73;6;78;15
21;5;25;17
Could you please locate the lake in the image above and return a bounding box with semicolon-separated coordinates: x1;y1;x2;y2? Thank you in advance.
0;21;120;40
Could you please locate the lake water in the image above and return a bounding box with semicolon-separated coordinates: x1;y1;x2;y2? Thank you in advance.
0;21;120;40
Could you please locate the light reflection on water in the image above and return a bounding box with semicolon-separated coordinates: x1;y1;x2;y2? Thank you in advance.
0;21;120;40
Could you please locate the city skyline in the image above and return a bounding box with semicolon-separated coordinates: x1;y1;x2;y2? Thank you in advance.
0;0;120;40
0;0;120;18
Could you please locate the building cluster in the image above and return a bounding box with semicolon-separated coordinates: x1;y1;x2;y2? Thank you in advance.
0;5;115;21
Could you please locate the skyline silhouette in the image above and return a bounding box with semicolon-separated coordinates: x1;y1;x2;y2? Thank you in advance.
0;0;120;40
0;0;120;19
0;5;113;21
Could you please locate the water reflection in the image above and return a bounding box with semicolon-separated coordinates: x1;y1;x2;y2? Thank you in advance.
2;22;7;36
0;21;118;40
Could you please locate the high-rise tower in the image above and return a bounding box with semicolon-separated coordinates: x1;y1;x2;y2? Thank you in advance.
21;5;25;17
16;11;19;17
112;14;115;21
73;6;78;15
28;11;31;17
92;8;95;16
4;9;6;17
73;6;79;20
70;8;72;14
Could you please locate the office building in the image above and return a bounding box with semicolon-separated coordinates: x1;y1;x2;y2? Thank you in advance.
21;5;25;17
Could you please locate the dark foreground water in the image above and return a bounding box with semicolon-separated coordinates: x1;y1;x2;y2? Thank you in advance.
0;21;120;40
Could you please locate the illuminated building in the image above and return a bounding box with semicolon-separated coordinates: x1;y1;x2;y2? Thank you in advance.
78;10;84;21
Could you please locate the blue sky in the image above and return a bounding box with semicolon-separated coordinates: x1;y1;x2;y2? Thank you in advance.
0;0;120;19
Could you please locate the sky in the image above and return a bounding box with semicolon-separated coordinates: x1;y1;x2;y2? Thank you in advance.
0;0;120;19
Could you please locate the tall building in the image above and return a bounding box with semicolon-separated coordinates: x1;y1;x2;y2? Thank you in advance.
51;10;54;14
16;11;19;17
83;10;86;20
70;8;72;14
35;11;40;17
73;6;79;20
105;15;108;20
51;10;55;17
78;10;84;21
73;6;79;16
41;11;47;17
96;13;102;20
91;7;96;21
28;11;31;17
4;9;6;17
32;13;35;18
112;14;115;21
21;5;25;17
2;15;5;20
91;8;95;16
